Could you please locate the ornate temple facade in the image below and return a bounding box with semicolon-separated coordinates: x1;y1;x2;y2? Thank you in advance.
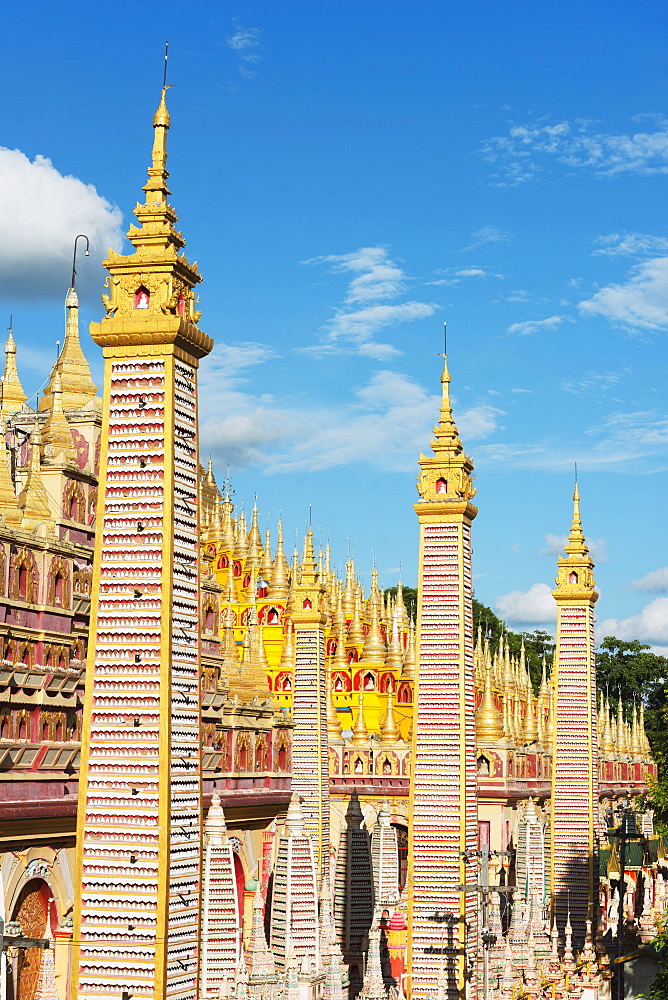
0;87;664;1000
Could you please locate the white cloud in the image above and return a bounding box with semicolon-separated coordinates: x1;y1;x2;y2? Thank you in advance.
457;226;514;252
632;567;668;593
539;533;607;562
0;148;123;302
475;407;668;473
579;256;668;332
226;24;263;77
495;583;555;624
199;357;503;474
560;371;622;396
427;265;504;286
310;247;407;304
598;597;668;645
305;247;437;356
593;232;668;257
505;315;568;336
208;342;280;375
482;117;668;185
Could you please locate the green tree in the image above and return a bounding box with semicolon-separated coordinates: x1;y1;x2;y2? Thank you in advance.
384;586;417;621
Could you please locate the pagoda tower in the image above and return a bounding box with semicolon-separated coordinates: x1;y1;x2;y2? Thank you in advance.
71;88;213;999
371;800;400;907
200;794;242;997
269;794;321;973
407;354;479;1000
549;484;599;947
290;528;330;881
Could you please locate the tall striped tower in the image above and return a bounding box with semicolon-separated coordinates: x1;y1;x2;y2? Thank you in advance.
290;529;330;882
549;485;599;947
407;356;478;1000
71;88;213;999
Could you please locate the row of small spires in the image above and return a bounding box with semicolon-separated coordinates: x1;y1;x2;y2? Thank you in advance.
475;631;652;759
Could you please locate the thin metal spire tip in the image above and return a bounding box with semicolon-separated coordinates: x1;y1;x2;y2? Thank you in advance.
163;42;169;89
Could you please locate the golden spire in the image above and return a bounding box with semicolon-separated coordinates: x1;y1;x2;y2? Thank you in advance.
246;503;263;569
602;697;615;754
1;331;26;417
379;686;400;743
40;288;98;412
300;527;318;583
523;688;539;744
630;704;642;756
476;654;504;744
416;354;476;505
234;508;248;560
260;524;274;585
351;688;369;745
332;620;349;673
0;421;20;526
42;372;76;463
220;496;235;551
326;662;342;740
361;597;386;663
332;584;345;631
395;581;409;631
385;609;404;670
342;558;356;620
513;686;525;745
91;86;210;359
347;590;365;645
553;483;598;599
269;519;289;601
18;428;53;529
401;619;416;679
616;699;628;755
369;565;382;616
285;547;299;614
278;622;295;673
220;619;239;678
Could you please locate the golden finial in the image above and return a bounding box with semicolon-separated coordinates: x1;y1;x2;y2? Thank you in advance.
260;524;274;585
268;519;289;600
234;507;249;560
351;688;369;745
143;84;173;207
41;243;98;411
332;621;349;673
278;623;295;673
385;609;403;670
379;686;400;743
401;619;416;679
601;697;614;754
300;527;317;582
342;557;356;620
1;328;27;417
347;590;365;646
245;504;262;570
476;654;504;744
360;598;386;663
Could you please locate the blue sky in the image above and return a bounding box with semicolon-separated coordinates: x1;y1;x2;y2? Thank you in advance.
1;1;667;648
